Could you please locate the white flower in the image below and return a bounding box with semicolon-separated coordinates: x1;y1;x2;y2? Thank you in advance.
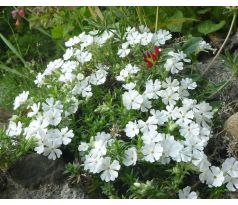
141;142;163;162
63;47;74;60
123;83;136;91
95;132;111;142
61;61;79;73
126;31;142;45
222;157;238;191
27;103;41;118
152;29;172;46
116;64;140;82
60;127;74;145
117;42;130;58
178;186;198;199
199;166;224;187
192;150;211;171
184;136;205;153
13;91;29;110
93;30;114;45
173;106;194;126
44;59;63;76
75;49;92;64
58;72;76;83
138;116;158;134
150;109;169;125
84;154;104;174
223;175;238;192
159;88;179;106
139;25;150;33
43;109;62;126
140;95;152;112
198;40;217;54
162;105;179;120
24;115;49;139
6;121;23;137
65;36;80;47
125;121;139;138
161;134;183;160
122;90;143;110
126;64;140;74
179;122;200;139
34;142;44;154
222;157;238;178
89;69;108;85
34;73;45;87
144;79;161;99
142;130;163;144
78;32;94;48
140;32;153;46
193;102;213;125
91;140;107;157
72;78;92;98
168;51;191;63
116;69;129;81
78;142;89;152
181;78;197;90
43;139;62;160
42;97;63;114
162;77;180;92
164;58;184;74
99;157;121;182
123;147;137;166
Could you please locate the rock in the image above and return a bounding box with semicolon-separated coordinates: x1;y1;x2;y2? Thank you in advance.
226;28;238;52
0;171;7;193
0;108;11;129
224;112;238;139
60;184;86;199
0;108;11;123
9;153;66;189
0;175;87;199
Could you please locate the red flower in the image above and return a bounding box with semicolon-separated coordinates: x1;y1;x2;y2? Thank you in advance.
11;8;25;27
143;47;161;69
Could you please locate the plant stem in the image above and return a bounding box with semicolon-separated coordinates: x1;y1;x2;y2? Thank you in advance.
208;74;235;99
203;11;237;75
155;7;159;32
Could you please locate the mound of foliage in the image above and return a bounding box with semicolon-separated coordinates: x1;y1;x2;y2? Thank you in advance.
3;25;238;198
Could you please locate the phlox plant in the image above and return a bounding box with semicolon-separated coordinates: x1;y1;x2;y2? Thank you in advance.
3;25;238;199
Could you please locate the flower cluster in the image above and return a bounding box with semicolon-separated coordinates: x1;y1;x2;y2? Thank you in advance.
5;25;237;198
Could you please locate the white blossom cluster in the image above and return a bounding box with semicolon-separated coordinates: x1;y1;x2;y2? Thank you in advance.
5;25;237;196
6;30;113;160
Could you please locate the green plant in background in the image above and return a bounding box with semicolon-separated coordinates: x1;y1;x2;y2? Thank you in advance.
0;128;36;171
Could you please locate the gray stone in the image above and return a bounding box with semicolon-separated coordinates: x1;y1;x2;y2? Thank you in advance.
9;153;66;189
0;175;87;199
225;112;238;139
0;172;7;192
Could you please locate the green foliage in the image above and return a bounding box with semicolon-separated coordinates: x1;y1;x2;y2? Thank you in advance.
0;6;236;199
0;128;36;171
198;20;226;35
0;33;26;66
221;51;238;76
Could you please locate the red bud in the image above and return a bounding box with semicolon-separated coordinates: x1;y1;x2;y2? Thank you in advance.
15;18;21;27
18;9;25;17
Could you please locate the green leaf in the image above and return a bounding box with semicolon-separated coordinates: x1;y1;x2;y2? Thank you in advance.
198;20;226;35
182;37;203;55
0;33;26;66
0;64;26;78
51;26;64;39
166;10;184;32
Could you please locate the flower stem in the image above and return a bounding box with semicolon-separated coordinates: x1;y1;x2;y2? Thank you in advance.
203;11;237;75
